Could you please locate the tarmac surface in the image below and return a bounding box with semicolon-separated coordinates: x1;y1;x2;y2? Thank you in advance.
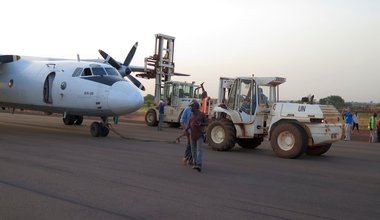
0;111;379;220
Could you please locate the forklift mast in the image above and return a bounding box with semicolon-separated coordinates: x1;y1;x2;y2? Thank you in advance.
144;34;176;104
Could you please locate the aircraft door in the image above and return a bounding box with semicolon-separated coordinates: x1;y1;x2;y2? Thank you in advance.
43;72;55;104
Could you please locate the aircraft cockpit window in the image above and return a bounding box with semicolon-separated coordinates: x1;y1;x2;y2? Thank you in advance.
81;68;92;76
72;68;83;77
92;67;107;76
105;67;120;76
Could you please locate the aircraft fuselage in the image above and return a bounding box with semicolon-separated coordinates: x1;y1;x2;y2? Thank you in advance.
0;56;144;117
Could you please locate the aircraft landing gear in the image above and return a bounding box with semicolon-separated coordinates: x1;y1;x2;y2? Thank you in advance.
90;117;110;137
63;114;83;125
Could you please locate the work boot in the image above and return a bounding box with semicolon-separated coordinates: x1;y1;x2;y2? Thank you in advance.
192;165;202;172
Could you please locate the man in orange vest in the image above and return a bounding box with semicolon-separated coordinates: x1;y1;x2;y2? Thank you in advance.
199;82;209;115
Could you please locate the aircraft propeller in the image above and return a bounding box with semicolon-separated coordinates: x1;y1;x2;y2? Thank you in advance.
99;42;145;91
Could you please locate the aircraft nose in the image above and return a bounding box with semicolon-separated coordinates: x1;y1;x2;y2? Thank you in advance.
108;81;144;115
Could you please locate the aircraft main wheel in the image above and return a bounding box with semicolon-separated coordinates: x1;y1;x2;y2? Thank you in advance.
206;119;236;151
100;124;110;137
74;116;83;125
90;122;101;137
145;109;158;126
237;137;263;149
90;122;110;137
271;123;307;158
306;143;332;156
63;114;75;125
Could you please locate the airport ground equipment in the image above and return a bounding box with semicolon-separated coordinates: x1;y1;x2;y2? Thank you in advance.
206;76;342;158
143;34;202;127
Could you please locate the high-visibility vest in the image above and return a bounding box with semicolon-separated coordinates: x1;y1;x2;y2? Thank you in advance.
368;116;378;129
200;97;209;115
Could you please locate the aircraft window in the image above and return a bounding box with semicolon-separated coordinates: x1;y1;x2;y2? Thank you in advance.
72;68;83;77
82;68;92;76
105;67;120;76
92;67;107;76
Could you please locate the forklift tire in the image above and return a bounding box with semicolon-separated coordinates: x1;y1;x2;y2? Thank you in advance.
270;123;307;158
306;143;332;156
145;109;158;127
237;137;263;149
207;118;236;151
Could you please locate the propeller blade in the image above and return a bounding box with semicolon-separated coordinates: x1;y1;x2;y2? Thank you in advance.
98;46;145;91
98;50;121;69
126;75;145;91
124;42;138;67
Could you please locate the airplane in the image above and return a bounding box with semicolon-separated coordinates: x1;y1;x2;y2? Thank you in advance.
0;43;145;137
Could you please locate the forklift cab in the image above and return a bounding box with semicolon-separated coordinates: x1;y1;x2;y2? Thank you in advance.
162;81;201;107
225;77;273;123
227;78;256;113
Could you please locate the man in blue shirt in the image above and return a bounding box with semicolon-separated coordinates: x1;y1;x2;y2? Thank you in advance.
158;100;165;131
343;108;353;141
179;100;196;165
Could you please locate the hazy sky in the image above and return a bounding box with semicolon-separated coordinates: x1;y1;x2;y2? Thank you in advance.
2;0;379;103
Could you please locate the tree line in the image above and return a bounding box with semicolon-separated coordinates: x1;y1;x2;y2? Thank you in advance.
143;94;380;111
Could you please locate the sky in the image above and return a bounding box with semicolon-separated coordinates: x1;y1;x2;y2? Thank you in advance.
2;0;379;103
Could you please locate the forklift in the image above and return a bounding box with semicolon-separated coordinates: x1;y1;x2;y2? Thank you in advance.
142;34;202;127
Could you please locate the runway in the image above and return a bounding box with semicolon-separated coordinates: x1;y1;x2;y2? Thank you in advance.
0;112;379;220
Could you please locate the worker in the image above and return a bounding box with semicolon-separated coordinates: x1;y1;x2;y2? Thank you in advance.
199;82;209;115
186;101;208;172
368;113;378;143
240;88;256;115
377;117;380;143
179;100;196;165
157;100;165;131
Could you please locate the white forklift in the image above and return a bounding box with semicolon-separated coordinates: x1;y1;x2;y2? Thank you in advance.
143;34;202;127
206;76;342;158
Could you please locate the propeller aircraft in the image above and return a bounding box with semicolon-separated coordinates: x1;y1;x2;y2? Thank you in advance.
0;43;146;137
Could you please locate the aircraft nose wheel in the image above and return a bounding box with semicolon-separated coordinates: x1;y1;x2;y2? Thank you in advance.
90;122;110;137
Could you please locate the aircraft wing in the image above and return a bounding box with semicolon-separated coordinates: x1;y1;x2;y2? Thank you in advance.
89;58;190;79
0;55;20;64
129;65;145;72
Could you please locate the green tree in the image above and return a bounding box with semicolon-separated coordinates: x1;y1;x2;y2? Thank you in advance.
144;94;155;107
319;95;345;109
